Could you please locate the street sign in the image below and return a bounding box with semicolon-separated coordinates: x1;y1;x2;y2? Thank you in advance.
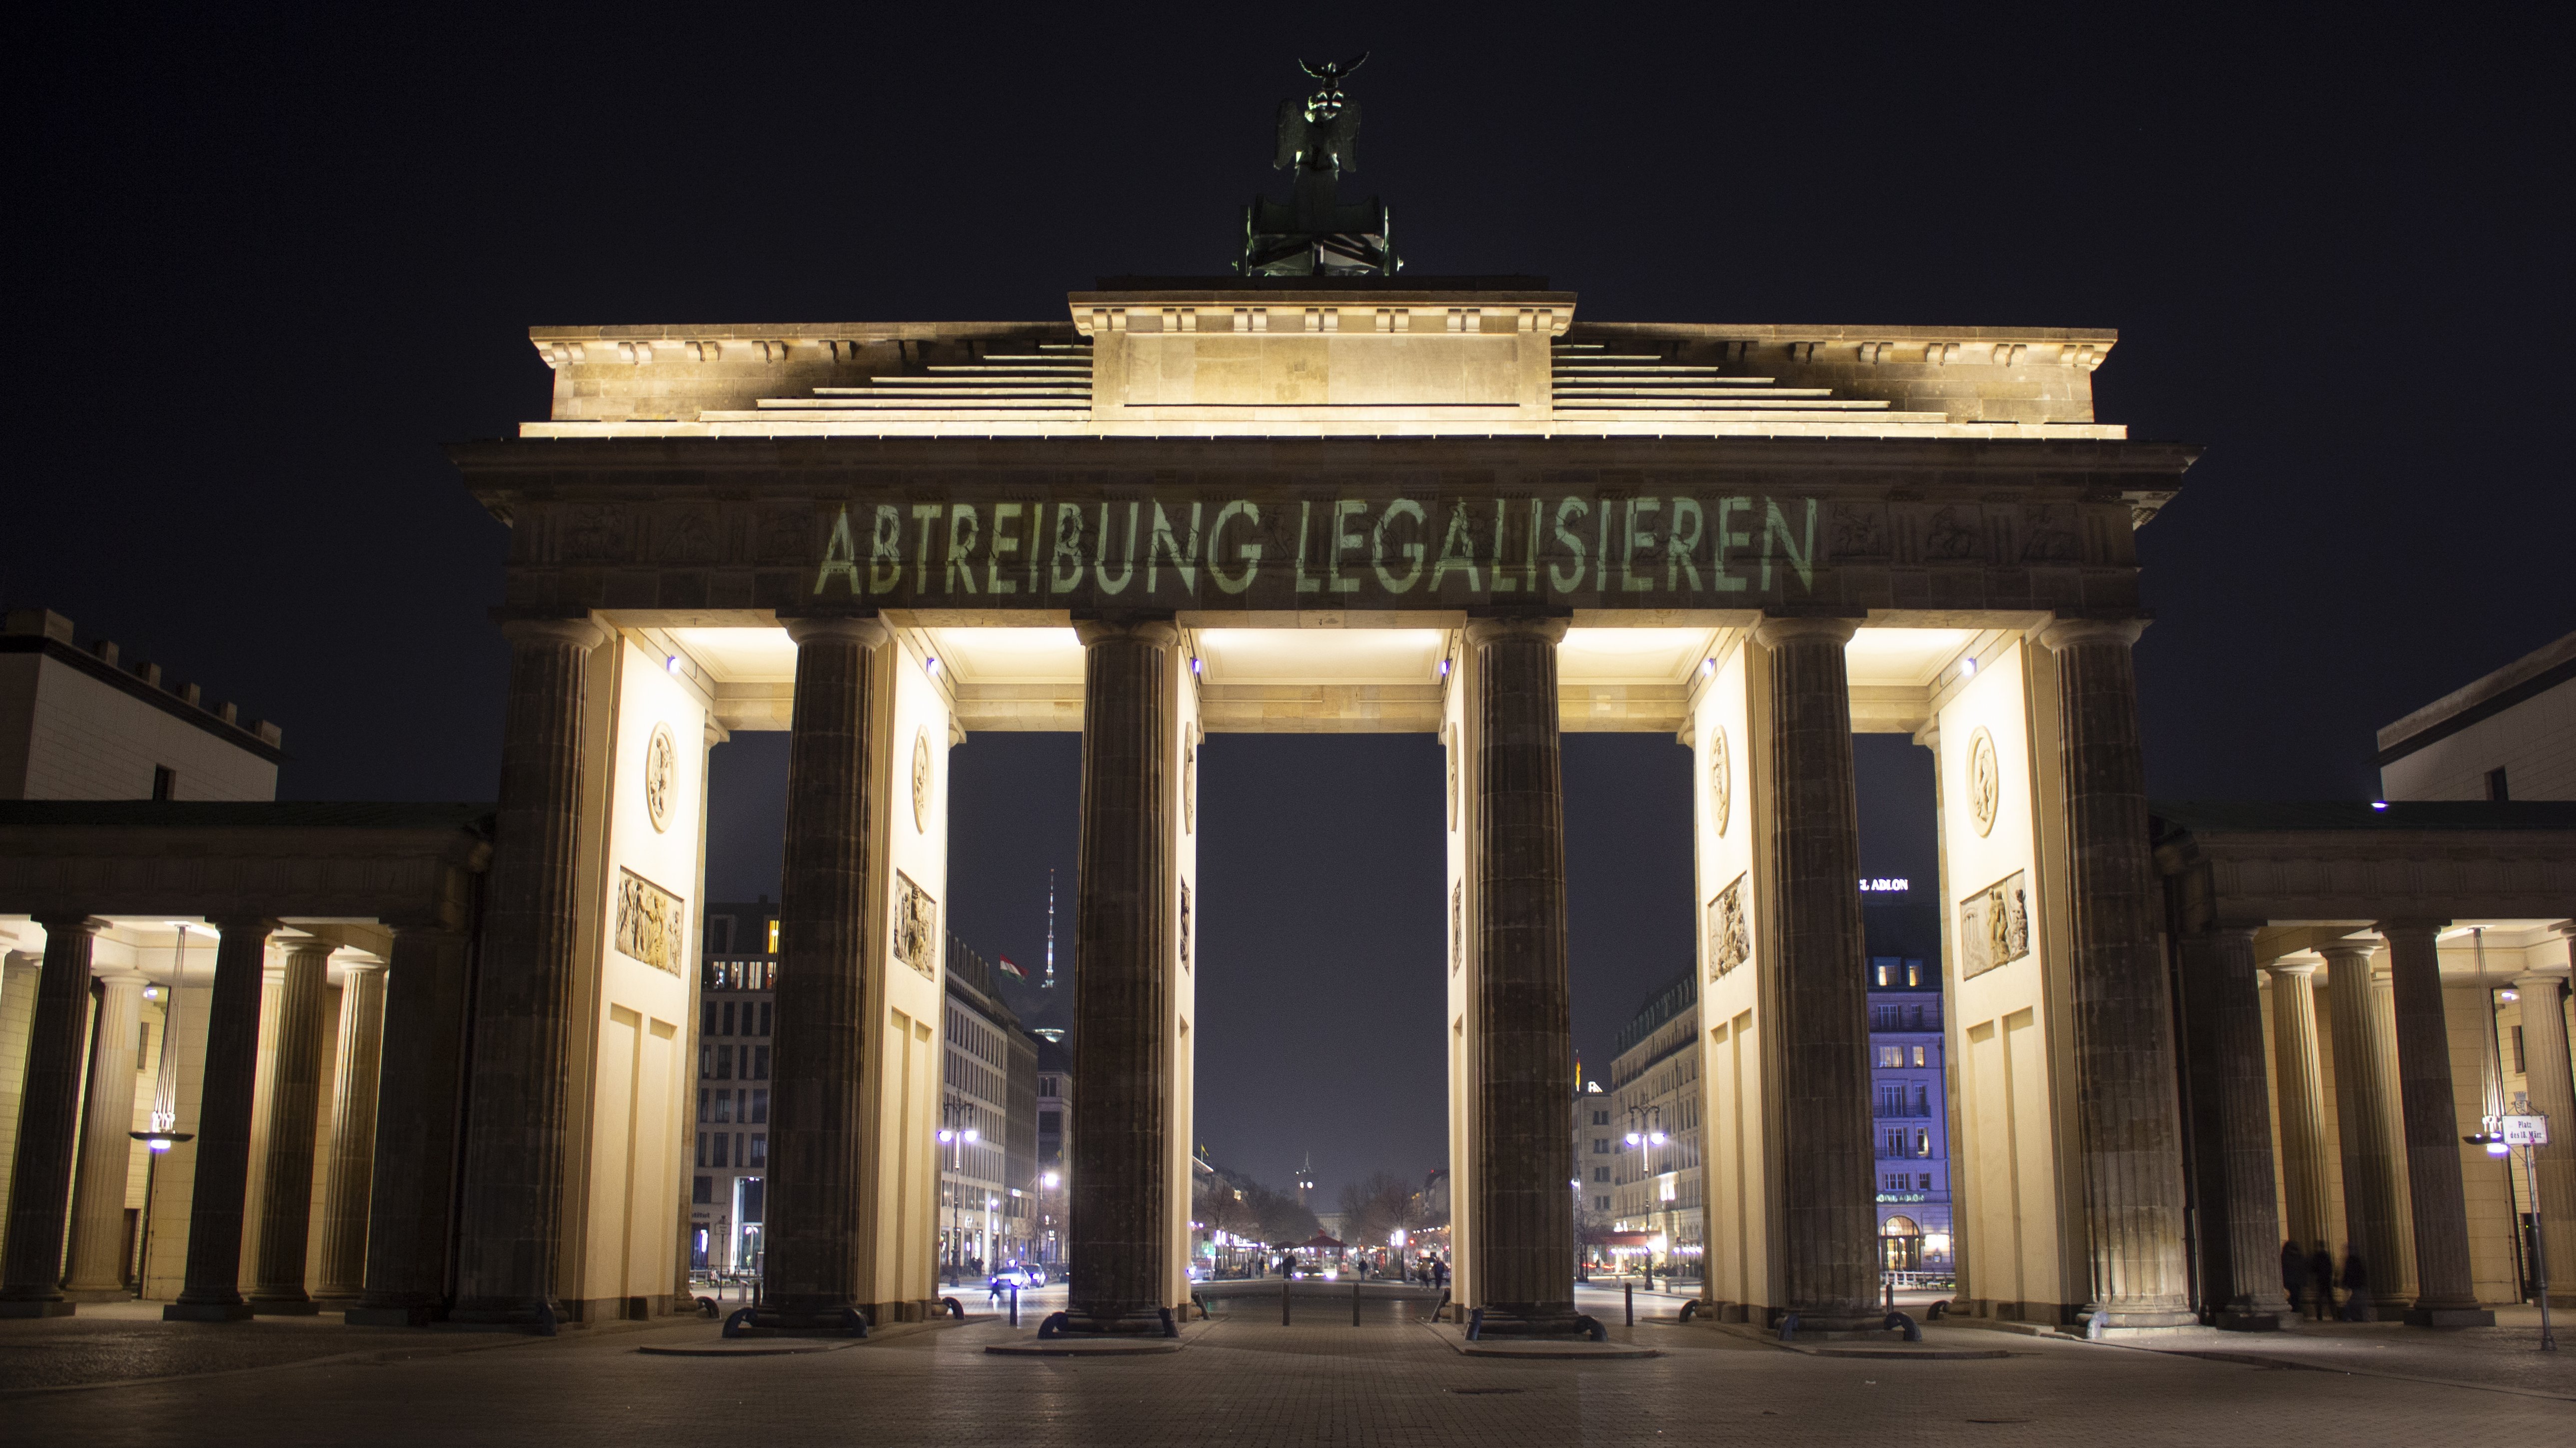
2500;1114;2551;1147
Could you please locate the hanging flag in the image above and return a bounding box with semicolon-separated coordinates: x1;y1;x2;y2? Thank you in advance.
999;954;1026;979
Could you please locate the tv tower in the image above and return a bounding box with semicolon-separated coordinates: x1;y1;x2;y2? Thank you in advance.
1043;867;1056;989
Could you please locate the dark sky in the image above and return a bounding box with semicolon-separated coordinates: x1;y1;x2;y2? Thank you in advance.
14;9;2568;1205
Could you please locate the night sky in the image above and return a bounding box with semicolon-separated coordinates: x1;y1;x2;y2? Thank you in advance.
15;11;2567;1205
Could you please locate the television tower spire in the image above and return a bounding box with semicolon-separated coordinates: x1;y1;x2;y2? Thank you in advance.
1044;867;1056;989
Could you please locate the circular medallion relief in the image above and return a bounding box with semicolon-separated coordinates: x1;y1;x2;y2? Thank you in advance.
1708;726;1731;838
643;724;676;833
1967;727;2001;837
911;727;934;834
1183;743;1197;834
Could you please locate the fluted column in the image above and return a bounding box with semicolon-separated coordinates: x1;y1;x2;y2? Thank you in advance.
315;961;385;1301
452;615;602;1326
2037;617;2194;1328
168;918;275;1321
1064;616;1180;1335
63;970;149;1299
0;917;104;1317
756;614;885;1332
1462;616;1577;1333
2265;961;2334;1253
2183;930;2291;1326
1756;615;1877;1332
248;939;333;1313
2378;920;2490;1325
2515;957;2574;1306
2322;939;2409;1315
350;927;472;1325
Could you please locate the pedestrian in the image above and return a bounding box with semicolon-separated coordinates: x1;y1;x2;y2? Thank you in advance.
2339;1249;2371;1322
2306;1242;2336;1321
2279;1241;2305;1316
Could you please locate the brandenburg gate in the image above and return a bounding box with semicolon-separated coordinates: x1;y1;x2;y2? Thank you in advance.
431;277;2200;1337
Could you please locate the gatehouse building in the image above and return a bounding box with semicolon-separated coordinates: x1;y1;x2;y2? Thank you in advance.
1;271;2568;1339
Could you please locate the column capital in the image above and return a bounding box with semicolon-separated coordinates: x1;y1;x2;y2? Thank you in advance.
1751;613;1858;649
1463;614;1569;647
2037;615;2149;652
31;915;107;939
2511;965;2570;990
494;614;606;651
1072;616;1180;648
90;967;150;989
2264;957;2320;979
781;614;889;649
279;936;337;965
204;915;278;939
2371;918;2450;941
2316;937;2381;964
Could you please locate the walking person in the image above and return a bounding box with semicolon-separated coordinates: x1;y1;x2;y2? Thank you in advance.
2306;1242;2337;1321
2339;1248;2372;1322
2279;1241;2305;1318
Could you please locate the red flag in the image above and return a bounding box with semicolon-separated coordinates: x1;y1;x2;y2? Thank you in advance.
999;955;1026;979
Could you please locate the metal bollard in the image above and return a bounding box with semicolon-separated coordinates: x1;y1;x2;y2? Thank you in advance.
1624;1279;1634;1327
1353;1281;1361;1327
1010;1284;1019;1328
1282;1278;1292;1326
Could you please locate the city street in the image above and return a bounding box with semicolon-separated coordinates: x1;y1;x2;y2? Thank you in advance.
5;1295;2568;1447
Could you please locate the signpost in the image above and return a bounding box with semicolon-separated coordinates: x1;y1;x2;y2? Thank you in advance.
2474;1114;2554;1351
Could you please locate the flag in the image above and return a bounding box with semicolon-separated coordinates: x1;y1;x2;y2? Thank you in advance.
999;955;1026;979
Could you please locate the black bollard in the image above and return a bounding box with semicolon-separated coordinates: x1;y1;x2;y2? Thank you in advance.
1010;1283;1019;1328
1353;1280;1361;1327
1624;1279;1635;1327
1282;1278;1291;1326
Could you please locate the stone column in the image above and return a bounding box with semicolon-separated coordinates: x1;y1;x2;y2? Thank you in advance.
755;614;884;1333
2379;921;2491;1325
0;917;104;1318
2514;959;2575;1306
63;970;149;1299
1462;616;1578;1334
451;615;602;1327
350;928;472;1325
2265;961;2335;1254
247;939;333;1314
1064;616;1179;1336
2037;617;2195;1328
2187;930;2290;1327
2322;939;2409;1316
314;961;385;1301
1754;615;1877;1332
168;918;274;1321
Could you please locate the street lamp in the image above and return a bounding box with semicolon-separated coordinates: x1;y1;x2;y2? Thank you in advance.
2467;1113;2555;1351
936;1105;979;1286
1625;1105;1668;1284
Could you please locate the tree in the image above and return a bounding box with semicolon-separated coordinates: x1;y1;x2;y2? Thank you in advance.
1337;1170;1421;1249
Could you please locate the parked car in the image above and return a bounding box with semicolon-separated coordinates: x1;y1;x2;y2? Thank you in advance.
988;1264;1048;1290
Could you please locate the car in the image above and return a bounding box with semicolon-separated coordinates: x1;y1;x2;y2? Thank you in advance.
988;1265;1048;1290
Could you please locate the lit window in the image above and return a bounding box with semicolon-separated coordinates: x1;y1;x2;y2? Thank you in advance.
1878;1046;1903;1068
1875;963;1891;986
1912;1045;1927;1067
767;919;779;954
1915;1130;1931;1157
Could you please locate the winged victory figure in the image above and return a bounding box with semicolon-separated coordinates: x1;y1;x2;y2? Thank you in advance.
1240;53;1398;276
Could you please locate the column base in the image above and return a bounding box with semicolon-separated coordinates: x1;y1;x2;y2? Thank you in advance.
247;1295;322;1316
164;1300;255;1322
1467;1305;1596;1339
345;1302;444;1327
2091;1306;2200;1331
0;1298;76;1319
1045;1306;1177;1338
446;1298;562;1333
735;1303;870;1338
2402;1306;2496;1328
2215;1310;2285;1332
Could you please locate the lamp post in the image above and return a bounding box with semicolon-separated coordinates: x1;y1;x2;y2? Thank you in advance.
936;1104;979;1287
1039;1170;1061;1269
1624;1105;1667;1285
2470;1114;2555;1351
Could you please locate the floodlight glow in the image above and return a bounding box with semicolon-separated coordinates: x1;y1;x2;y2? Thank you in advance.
1043;1172;1060;1189
1624;1131;1641;1146
666;656;681;674
965;1127;979;1143
1960;657;1977;678
2370;801;2388;810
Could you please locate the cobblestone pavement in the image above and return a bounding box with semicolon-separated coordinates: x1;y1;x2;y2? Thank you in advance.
4;1300;2569;1447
